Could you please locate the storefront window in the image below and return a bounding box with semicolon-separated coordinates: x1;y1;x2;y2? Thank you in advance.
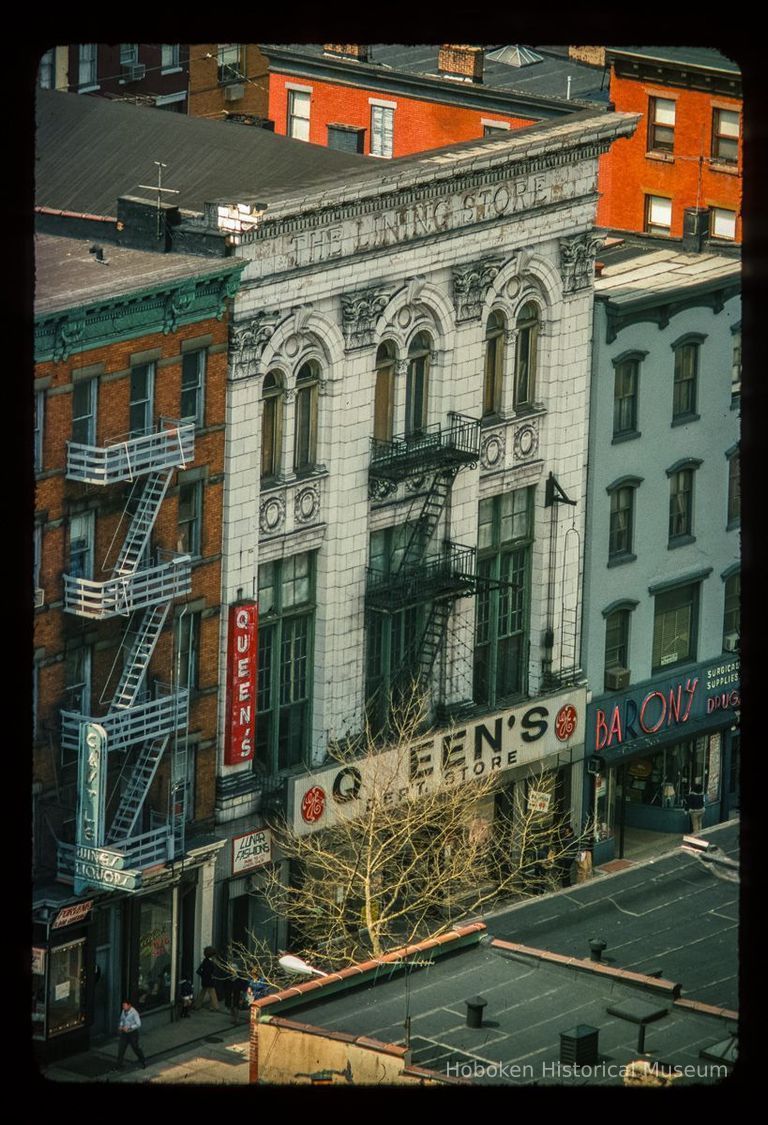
32;947;47;1040
621;739;709;810
47;939;86;1036
137;891;173;1011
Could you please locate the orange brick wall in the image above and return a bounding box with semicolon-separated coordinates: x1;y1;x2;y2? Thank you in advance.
34;313;229;839
188;43;269;120
597;69;742;241
268;72;535;156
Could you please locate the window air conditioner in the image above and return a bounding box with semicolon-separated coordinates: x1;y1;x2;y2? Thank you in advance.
123;63;146;82
34;587;44;608
605;666;630;691
224;83;245;102
723;632;739;653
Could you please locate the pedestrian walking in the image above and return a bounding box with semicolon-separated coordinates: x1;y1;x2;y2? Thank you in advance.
115;999;146;1069
686;779;705;834
194;946;220;1011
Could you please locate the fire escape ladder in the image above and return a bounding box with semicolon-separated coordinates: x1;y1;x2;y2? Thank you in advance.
105;735;169;844
110;602;171;711
397;467;458;575
112;470;173;577
415;598;454;678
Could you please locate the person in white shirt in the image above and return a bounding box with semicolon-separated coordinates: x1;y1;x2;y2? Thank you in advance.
116;999;146;1069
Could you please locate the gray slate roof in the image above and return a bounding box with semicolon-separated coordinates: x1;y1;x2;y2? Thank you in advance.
34;232;240;317
36;90;369;219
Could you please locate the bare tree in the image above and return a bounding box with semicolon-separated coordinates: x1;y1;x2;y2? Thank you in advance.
241;686;592;971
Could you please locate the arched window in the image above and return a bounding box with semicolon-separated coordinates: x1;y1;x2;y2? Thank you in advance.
373;341;396;443
483;310;506;417
261;371;283;480
405;331;431;438
294;360;319;472
514;302;539;410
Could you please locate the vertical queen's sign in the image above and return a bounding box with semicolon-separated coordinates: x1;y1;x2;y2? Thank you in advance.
224;601;258;765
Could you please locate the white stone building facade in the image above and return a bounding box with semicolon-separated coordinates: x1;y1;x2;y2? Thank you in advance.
209;111;637;939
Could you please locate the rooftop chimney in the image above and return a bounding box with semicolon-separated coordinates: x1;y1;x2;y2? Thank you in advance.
323;44;369;62
438;45;484;84
465;996;487;1028
682;207;710;253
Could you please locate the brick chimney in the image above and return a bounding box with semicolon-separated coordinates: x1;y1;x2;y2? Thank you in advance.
323;44;369;62
438;45;484;83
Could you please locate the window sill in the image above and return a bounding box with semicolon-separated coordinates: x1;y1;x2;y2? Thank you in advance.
161;66;183;76
480;412;505;428
709;161;739;176
512;401;546;419
78;85;101;94
645;151;674;163
668;534;695;549
671;412;700;428
607;553;636;568
611;430;641;445
651;656;697;677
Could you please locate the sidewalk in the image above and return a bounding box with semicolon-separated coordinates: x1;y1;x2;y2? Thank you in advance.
40;1007;251;1084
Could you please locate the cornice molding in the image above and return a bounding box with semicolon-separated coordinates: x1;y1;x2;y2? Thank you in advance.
35;268;243;363
603;281;740;344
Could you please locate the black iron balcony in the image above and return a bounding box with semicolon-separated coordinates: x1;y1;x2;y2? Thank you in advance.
366;542;477;611
369;412;480;483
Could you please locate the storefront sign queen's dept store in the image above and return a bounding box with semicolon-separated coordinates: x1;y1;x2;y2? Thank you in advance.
289;688;585;835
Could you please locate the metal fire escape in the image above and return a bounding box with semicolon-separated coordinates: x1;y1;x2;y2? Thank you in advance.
58;420;194;879
366;413;481;700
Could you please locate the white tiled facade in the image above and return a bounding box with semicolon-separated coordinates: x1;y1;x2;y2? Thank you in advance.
215;112;638;828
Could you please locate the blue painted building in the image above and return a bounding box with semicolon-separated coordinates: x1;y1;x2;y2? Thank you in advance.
581;232;740;860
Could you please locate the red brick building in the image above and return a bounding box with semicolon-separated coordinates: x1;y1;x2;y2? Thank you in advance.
596;47;742;243
187;43;270;123
33;229;243;1061
259;43;609;156
39;44;190;112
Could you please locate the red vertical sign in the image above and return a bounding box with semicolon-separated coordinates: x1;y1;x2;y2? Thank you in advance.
224;601;258;765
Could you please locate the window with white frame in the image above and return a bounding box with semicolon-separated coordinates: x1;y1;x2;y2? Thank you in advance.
35;390;44;471
370;104;394;158
177;480;203;557
288;90;311;141
181;351;206;427
604;606;632;683
711;107;740;164
120;44;139;65
261;372;284;480
72;379;97;446
731;325;741;402
68;512;94;581
78;44;98;89
710;207;737;241
161;44;180;71
129;363;154;438
176;611;200;691
218;44;243;84
64;645;92;714
38;49;54;89
645;194;672;236
294;361;320;472
648;96;676;153
652;582;700;672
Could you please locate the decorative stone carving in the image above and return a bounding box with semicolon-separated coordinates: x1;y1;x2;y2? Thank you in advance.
452;256;505;321
368;477;398;501
53;314;85;361
395;359;408;377
259;494;286;534
295;485;320;524
405;276;427;307
231;311;281;370
163;280;196;334
291;304;314;336
405;474;428;493
559;233;604;294
512;421;539;461
340;286;392;350
480;431;505;471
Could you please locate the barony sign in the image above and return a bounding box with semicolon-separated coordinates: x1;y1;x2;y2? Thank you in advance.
289;687;586;835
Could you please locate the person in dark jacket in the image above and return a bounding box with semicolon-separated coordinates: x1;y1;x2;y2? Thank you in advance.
194;946;220;1011
178;977;194;1017
555;824;579;887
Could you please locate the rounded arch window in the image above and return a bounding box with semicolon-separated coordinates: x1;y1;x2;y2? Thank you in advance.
294;359;320;472
405;331;432;438
374;341;397;444
484;310;506;417
514;301;540;410
261;371;284;480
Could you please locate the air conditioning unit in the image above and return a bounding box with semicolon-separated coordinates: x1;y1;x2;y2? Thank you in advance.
34;587;44;608
605;666;630;691
123;63;146;82
723;632;739;653
224;83;245;102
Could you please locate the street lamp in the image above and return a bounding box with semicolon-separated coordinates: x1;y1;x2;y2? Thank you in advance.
278;953;328;977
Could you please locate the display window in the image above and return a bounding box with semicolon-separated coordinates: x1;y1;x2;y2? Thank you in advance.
136;891;173;1010
46;939;87;1037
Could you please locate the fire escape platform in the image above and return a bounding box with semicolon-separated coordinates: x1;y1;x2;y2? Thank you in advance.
369;413;480;483
366;544;477;611
66;419;194;484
